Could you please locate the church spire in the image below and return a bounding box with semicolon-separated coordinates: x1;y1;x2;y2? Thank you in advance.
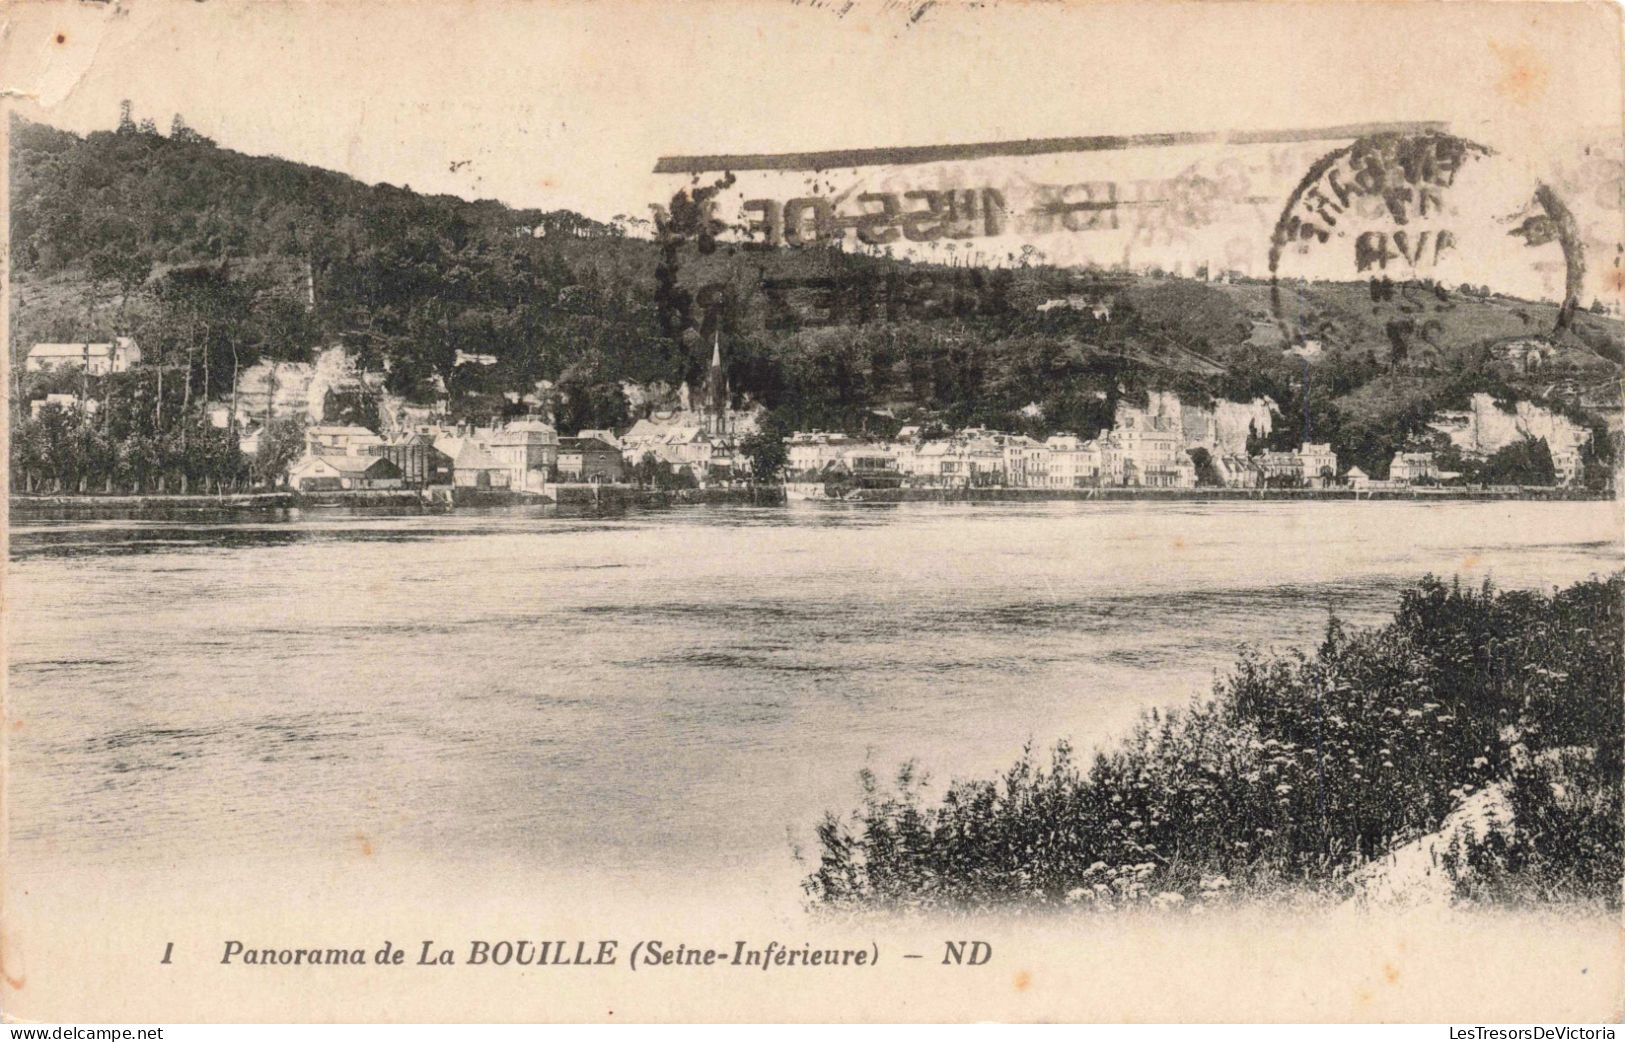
704;332;727;434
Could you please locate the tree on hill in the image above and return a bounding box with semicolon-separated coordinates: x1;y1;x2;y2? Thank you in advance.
1188;447;1224;487
253;415;307;487
555;364;630;434
1481;436;1558;487
739;416;791;483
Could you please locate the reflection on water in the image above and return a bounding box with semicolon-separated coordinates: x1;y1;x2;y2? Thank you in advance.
7;500;1621;889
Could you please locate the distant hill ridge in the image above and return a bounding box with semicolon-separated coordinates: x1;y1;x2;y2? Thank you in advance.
8;116;1622;473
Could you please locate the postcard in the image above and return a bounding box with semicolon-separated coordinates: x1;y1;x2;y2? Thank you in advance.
2;0;1622;1023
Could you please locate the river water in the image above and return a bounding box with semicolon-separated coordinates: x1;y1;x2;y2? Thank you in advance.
7;499;1621;894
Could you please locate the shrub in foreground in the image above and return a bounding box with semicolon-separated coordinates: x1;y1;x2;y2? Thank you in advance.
803;575;1623;912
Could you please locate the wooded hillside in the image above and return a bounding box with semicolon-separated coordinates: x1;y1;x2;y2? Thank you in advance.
10;115;1622;472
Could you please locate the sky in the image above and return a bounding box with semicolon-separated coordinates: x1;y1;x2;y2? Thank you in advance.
4;0;1622;298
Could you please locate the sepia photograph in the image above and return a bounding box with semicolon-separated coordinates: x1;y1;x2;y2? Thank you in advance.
1;0;1622;1025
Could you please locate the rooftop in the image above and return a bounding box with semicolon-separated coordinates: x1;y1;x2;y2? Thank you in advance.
559;437;617;452
29;337;138;357
298;454;396;476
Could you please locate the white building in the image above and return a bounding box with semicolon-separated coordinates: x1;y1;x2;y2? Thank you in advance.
26;337;142;375
621;424;740;481
486;418;559;493
305;424;386;456
1002;436;1051;489
786;432;861;473
433;438;513;489
1299;443;1339;485
1389;452;1439;483
1260;442;1339;486
1043;435;1102;489
906;435;1005;487
287;454;404;491
841;444;899;476
1106;411;1195;488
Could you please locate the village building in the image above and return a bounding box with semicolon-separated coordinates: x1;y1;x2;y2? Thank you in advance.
287;454;404;492
382;432;454;487
962;432;1010;486
1258;448;1302;484
305;424;386;456
1105;412;1195;488
907;440;959;485
1212;453;1267;488
26;337;142;375
624;426;723;477
1388;452;1439;484
1035;295;1111;321
557;437;625;483
1002;436;1050;489
904;431;1007;487
786;448;900;499
842;444;900;477
786;432;861;473
1260;442;1339;487
1095;436;1127;487
236;423;263;458
1299;443;1339;485
1043;435;1102;488
434;437;513;489
1551;448;1584;486
486;418;559;492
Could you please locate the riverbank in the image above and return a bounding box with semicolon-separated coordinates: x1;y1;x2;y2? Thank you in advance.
548;483;785;508
842;485;1613;503
8;484;783;517
10;482;1605;518
9;491;299;513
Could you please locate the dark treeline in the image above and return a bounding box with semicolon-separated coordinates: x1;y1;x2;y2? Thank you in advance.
11;362;308;494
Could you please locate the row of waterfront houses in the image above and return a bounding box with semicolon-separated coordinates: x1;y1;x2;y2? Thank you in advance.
23;337;1599;494
787;423;1596;495
286;420;625;492
285;338;760;491
784;420;1340;493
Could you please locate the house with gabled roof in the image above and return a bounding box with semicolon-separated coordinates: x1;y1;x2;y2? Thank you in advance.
287;454;404;491
26;337;142;375
434;437;512;489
